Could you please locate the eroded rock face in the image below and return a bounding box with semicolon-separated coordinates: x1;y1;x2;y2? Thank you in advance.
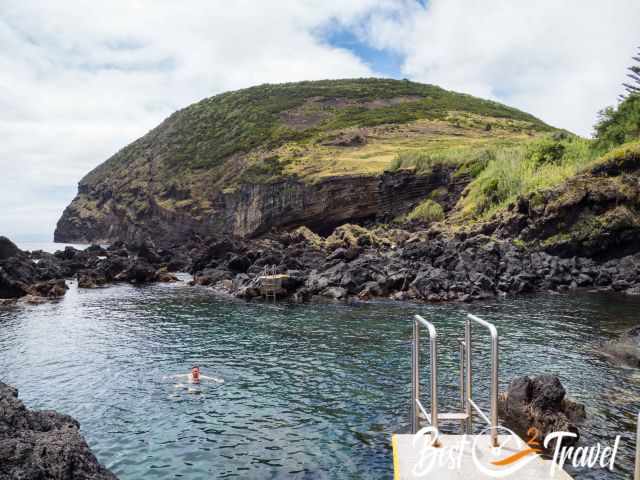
499;375;586;449
0;382;118;480
55;168;466;243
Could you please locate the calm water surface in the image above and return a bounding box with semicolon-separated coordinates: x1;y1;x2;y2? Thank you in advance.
0;279;639;479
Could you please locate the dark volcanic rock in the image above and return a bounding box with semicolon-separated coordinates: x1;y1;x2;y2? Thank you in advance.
115;258;158;284
0;381;117;480
27;279;68;298
0;236;21;260
0;239;40;299
35;256;66;280
499;374;585;449
0;268;30;298
488;149;640;261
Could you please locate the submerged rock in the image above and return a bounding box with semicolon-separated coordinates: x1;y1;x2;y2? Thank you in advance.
499;374;586;449
0;381;117;479
600;325;640;367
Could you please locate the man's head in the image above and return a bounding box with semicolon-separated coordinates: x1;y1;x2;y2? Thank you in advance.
191;366;200;380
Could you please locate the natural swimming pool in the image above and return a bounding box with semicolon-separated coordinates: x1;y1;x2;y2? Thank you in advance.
0;279;638;479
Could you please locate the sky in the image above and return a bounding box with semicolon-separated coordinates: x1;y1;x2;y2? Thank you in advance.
1;0;639;241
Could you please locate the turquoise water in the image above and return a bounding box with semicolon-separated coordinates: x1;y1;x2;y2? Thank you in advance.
0;279;639;479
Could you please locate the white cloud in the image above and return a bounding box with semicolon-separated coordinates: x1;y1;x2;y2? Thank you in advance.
0;0;392;239
362;0;640;135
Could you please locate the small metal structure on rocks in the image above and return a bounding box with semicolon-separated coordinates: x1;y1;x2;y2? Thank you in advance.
258;265;288;302
391;313;573;479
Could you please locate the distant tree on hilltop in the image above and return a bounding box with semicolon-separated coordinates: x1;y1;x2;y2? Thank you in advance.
621;45;640;100
594;45;640;148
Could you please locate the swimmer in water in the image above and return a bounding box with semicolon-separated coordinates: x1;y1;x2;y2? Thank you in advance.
173;366;224;384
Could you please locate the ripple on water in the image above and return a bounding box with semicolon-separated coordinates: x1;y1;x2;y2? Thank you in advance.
0;284;639;479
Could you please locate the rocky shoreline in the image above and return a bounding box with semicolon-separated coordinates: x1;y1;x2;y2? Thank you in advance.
0;381;117;479
4;222;640;305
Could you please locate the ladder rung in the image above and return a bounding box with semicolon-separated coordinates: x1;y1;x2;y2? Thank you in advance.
419;412;469;421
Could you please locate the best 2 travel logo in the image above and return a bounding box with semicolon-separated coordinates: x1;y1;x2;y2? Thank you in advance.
411;425;622;478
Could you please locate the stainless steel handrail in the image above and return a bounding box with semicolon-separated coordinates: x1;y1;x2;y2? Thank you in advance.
457;339;466;432
409;313;498;448
466;313;499;447
411;314;439;445
635;411;639;480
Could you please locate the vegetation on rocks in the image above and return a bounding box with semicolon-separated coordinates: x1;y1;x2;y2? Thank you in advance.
405;199;444;223
84;78;551;182
455;134;594;219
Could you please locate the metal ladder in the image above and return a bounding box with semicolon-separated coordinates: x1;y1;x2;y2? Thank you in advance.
410;313;499;447
260;265;279;302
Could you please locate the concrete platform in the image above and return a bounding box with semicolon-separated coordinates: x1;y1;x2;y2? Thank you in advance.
392;434;573;479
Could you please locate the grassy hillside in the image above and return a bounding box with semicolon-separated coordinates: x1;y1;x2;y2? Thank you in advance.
58;78;563;242
82;78;553;190
443;88;640;233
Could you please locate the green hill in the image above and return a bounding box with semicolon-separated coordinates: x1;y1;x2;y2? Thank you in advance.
55;78;556;243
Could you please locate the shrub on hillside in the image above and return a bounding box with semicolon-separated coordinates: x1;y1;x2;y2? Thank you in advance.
406;199;445;223
594;95;640;151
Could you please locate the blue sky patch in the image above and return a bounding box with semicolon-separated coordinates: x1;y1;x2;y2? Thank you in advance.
323;26;404;79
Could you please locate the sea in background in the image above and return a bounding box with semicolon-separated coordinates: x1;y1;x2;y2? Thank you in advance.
15;241;89;254
0;279;639;479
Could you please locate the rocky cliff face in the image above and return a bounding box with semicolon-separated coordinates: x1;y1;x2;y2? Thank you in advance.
56;166;467;243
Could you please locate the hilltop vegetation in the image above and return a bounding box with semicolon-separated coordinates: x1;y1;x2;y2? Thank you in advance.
57;78;557;243
83;78;552;187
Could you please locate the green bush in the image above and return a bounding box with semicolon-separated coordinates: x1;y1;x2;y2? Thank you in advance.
390;147;497;176
389;151;448;173
237;155;284;183
406;199;445;223
454;148;496;178
527;138;566;166
594;95;640;150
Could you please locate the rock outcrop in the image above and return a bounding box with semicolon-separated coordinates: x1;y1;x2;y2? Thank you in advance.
52;240;182;289
0;237;68;301
16;214;640;305
0;381;117;480
186;225;640;303
487;143;640;260
55;167;469;243
499;375;586;449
